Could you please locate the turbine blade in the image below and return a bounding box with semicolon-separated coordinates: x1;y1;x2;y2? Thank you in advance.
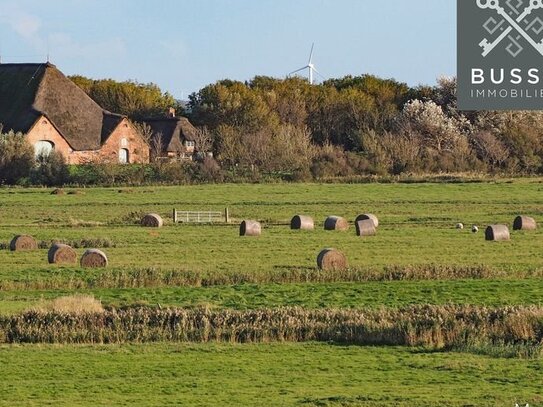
313;68;325;80
308;43;314;64
289;66;309;76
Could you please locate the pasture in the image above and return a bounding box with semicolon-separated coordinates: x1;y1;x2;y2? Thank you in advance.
0;180;542;406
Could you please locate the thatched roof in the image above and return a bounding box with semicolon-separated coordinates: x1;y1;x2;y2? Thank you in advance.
0;63;126;150
101;112;125;144
143;116;197;153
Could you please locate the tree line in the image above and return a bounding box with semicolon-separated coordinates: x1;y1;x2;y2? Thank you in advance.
71;74;543;177
1;73;543;186
186;75;543;177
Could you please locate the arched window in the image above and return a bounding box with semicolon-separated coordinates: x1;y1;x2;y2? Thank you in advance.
119;148;129;164
121;138;128;147
34;140;55;157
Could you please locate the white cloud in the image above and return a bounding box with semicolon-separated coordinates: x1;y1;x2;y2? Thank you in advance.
11;12;41;40
159;40;188;59
0;2;126;65
49;33;127;60
0;0;127;64
0;2;45;50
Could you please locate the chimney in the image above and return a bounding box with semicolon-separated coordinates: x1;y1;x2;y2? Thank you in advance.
168;107;176;118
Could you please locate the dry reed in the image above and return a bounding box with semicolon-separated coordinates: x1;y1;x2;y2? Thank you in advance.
1;305;542;354
30;295;104;315
0;264;537;291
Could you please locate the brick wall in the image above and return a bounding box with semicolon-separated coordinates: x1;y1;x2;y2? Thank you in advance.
26;116;149;164
99;119;149;164
26;116;84;164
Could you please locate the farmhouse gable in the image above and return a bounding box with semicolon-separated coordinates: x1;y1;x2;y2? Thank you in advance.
0;63;149;164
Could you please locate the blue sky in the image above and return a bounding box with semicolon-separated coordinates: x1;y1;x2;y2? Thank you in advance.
0;0;456;98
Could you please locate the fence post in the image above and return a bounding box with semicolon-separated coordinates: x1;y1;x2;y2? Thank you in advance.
173;209;177;223
225;207;229;223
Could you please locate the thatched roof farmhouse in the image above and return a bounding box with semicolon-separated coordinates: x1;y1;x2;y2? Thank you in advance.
0;63;149;164
144;111;198;159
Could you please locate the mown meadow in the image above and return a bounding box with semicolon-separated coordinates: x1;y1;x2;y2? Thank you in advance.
0;180;542;406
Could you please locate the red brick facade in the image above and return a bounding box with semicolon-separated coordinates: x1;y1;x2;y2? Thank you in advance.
26;115;149;164
99;119;149;164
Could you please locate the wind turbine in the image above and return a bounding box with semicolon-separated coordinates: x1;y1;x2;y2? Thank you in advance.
289;43;322;85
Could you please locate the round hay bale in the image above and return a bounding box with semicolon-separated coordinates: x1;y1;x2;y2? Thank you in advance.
355;214;379;228
48;243;77;265
317;248;348;271
471;225;479;233
355;219;376;237
10;235;38;251
456;223;464;230
80;249;108;268
141;213;163;228
485;225;510;241
513;216;537;231
240;220;261;237
51;188;64;195
324;216;349;231
290;215;314;231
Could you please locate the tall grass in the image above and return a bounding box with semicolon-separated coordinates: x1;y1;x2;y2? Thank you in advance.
2;305;542;358
0;238;116;251
31;295;104;315
1;264;540;291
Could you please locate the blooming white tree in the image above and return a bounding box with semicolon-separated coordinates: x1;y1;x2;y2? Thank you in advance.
401;99;464;153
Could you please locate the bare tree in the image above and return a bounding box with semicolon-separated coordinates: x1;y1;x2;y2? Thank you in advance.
470;131;509;168
131;121;154;146
150;132;164;163
193;126;213;154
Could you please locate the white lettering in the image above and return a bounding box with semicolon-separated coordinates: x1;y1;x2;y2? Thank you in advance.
472;69;485;85
491;69;505;84
528;68;539;85
511;69;522;85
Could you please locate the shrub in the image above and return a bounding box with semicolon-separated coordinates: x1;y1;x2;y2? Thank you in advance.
195;157;224;183
310;144;353;179
30;150;70;186
0;130;34;184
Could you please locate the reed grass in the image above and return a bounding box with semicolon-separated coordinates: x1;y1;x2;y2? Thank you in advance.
2;305;542;357
30;295;104;315
1;238;116;251
1;264;540;292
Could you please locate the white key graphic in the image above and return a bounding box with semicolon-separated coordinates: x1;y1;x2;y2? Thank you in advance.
478;0;543;56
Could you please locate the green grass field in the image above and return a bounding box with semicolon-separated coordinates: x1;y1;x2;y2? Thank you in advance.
0;180;542;406
0;343;541;407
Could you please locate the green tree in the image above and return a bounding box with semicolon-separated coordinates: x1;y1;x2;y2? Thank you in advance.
189;80;279;131
70;76;181;120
